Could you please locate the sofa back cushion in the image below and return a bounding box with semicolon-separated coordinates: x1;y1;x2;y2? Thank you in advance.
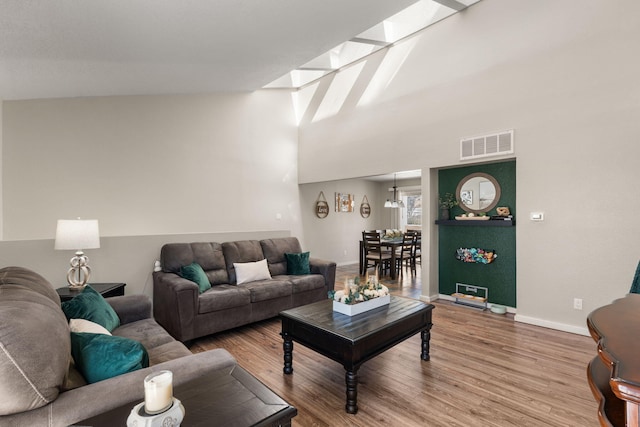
221;240;265;284
161;242;229;285
0;266;70;415
260;238;303;276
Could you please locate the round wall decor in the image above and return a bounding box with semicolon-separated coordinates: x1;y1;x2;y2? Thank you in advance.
315;191;329;218
360;195;371;218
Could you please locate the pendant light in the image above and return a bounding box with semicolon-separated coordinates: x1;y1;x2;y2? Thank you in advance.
384;174;405;208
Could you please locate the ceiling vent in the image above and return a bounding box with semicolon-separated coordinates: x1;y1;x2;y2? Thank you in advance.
460;130;514;161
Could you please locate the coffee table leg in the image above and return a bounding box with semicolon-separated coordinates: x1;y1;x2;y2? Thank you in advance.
283;333;293;374
345;368;358;414
421;327;431;361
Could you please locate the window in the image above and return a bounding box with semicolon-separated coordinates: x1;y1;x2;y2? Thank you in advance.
402;191;422;229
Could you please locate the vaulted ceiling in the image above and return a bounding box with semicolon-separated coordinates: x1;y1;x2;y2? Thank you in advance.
0;0;418;100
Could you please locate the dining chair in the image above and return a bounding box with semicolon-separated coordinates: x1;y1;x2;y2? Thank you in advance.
413;231;421;267
362;231;392;277
395;232;416;276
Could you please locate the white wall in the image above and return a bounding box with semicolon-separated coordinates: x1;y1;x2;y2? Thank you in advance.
1;92;302;294
297;0;640;334
3;92;299;240
0;98;2;240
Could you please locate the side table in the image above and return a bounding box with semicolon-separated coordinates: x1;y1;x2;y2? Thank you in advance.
70;365;297;426
56;282;126;302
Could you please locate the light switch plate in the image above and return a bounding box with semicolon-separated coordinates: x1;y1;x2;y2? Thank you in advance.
530;212;544;221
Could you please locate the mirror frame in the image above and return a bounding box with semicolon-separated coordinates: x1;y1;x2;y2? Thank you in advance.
455;172;501;214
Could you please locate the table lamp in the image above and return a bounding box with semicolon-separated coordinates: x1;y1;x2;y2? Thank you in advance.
54;219;100;289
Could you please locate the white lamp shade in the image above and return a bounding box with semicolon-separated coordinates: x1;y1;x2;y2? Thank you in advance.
55;219;100;250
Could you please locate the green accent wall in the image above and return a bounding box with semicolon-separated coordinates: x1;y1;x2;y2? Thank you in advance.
438;161;516;307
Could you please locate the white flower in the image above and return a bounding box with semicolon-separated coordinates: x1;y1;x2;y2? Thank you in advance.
357;294;364;302
334;290;345;301
340;295;348;303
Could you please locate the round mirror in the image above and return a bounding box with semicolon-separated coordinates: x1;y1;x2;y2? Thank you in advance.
455;172;501;214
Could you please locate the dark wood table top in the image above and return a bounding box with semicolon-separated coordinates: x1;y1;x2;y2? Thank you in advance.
281;296;432;342
587;293;640;405
56;282;126;302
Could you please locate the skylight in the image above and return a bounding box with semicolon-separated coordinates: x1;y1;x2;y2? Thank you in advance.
264;0;481;90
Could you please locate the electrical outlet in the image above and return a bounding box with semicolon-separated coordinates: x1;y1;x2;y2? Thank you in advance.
573;298;583;310
343;249;347;256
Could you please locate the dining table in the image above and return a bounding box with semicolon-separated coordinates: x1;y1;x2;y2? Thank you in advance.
359;237;403;279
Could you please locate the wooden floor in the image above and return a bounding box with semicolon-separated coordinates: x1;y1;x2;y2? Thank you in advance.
191;263;599;427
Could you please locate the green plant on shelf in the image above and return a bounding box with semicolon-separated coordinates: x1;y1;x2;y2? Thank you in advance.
439;193;458;209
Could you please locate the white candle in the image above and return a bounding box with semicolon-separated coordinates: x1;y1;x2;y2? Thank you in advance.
144;370;173;414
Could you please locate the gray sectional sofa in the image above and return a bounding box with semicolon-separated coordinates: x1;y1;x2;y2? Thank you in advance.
0;266;243;427
153;237;336;342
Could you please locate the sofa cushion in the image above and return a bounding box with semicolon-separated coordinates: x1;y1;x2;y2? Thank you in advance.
285;252;311;275
70;332;149;384
261;238;303;276
198;285;251;314
113;318;176;352
239;279;292;303
0;267;70;416
179;262;211;293
69;318;112;335
161;242;229;285
287;274;326;294
234;259;272;284
146;341;193;365
222;240;264;283
61;285;120;332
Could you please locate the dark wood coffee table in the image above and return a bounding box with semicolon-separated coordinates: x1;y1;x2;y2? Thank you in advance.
71;365;296;426
280;296;434;414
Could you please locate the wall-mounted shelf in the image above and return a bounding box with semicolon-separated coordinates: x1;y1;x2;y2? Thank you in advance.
435;219;515;227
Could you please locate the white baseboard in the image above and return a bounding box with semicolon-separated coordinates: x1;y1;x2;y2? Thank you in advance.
416;294;589;336
514;315;590;336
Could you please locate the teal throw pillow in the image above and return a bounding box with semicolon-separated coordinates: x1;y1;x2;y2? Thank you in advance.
61;285;120;332
285;252;311;275
179;262;211;293
70;332;149;384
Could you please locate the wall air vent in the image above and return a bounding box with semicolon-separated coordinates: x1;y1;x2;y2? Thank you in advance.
460;130;514;161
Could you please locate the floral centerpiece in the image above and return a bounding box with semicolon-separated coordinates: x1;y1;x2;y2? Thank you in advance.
328;273;390;316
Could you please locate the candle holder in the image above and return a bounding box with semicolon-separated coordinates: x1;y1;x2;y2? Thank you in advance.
127;371;185;427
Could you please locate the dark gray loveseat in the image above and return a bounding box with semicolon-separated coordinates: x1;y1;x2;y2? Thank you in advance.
153;237;336;342
0;266;238;426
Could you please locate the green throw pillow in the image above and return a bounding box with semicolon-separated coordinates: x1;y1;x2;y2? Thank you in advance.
70;332;149;384
285;252;311;275
179;262;211;293
61;285;120;332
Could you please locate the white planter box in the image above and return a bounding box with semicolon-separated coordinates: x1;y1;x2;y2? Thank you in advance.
332;295;391;316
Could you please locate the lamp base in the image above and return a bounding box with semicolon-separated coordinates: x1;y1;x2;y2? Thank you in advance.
126;398;184;427
66;251;92;289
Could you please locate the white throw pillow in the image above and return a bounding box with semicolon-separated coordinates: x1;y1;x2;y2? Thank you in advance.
69;318;112;335
234;259;272;284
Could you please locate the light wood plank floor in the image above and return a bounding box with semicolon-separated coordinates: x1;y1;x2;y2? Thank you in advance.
191;263;598;427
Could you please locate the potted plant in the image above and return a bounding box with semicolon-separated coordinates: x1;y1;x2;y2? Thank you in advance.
439;193;458;220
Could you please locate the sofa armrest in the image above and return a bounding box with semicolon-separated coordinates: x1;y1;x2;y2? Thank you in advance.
107;294;152;325
11;349;238;427
152;271;199;342
309;257;336;292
